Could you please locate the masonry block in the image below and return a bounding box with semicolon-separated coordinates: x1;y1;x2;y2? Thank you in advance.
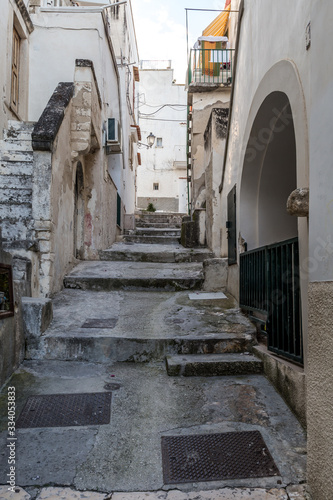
203;258;228;291
181;221;198;248
22;297;53;339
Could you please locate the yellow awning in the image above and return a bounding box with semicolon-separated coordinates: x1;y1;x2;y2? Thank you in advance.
202;3;231;37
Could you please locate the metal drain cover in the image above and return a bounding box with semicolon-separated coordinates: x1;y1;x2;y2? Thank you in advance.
16;392;112;428
161;431;279;484
81;318;118;328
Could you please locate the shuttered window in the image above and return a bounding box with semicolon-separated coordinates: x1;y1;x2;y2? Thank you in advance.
11;28;20;113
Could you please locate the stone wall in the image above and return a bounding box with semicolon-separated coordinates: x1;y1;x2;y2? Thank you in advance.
204;108;229;255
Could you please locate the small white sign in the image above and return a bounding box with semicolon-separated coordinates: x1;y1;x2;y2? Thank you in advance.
188;292;227;300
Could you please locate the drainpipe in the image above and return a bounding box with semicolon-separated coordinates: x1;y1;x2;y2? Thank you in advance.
219;0;244;193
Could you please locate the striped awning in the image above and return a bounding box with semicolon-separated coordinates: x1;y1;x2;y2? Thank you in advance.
202;0;231;37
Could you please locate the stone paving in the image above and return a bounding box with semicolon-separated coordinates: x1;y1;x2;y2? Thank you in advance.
0;361;307;497
0;215;309;499
0;485;309;499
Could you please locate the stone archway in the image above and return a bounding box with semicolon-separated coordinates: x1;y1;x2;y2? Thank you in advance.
240;91;298;249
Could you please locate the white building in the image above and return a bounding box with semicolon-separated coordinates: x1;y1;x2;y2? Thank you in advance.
137;61;188;213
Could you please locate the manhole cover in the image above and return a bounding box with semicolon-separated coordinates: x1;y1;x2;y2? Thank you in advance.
161;431;279;484
16;392;112;428
81;318;118;328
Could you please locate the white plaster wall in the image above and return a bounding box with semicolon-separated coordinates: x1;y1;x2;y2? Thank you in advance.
308;3;333;283
137;68;187;212
106;1;139;217
28;12;120;122
29;8;138;223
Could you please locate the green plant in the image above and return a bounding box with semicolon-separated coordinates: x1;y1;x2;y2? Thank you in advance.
146;202;156;212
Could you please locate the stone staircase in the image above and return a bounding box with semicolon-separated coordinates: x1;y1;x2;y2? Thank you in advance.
100;212;213;262
0;121;35;250
121;212;181;245
25;211;261;375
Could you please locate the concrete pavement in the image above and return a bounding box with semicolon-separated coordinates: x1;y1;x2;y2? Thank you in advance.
0;360;307;498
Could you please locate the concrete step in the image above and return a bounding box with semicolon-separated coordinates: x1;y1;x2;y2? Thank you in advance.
135;213;184;225
26;333;254;363
125;228;181;237
0;174;32;188
0;139;33;152
25;289;256;363
166;353;263;376
0;151;33;162
0;202;32;219
4;121;35;141
99;242;214;263
0;161;34;176
0;187;32;204
121;234;180;245
63;261;203;291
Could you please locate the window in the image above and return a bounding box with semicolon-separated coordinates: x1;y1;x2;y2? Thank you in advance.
153;183;159;191
156;137;163;148
11;27;20;113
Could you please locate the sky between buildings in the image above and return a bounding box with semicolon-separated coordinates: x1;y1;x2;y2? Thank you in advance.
131;0;227;84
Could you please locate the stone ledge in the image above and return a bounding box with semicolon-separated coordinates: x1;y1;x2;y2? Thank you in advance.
32;83;74;152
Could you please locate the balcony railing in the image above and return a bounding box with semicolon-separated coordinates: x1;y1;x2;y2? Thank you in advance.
188;48;235;86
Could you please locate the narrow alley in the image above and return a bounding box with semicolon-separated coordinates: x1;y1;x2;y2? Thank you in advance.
0;213;307;500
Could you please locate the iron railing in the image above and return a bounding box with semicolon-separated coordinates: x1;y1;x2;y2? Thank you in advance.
188;49;235;86
240;238;303;365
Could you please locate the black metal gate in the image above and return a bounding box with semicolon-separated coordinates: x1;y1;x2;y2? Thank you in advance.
227;185;237;265
240;237;303;365
117;192;121;227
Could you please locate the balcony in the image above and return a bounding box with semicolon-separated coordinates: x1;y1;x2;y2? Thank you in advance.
188;48;235;92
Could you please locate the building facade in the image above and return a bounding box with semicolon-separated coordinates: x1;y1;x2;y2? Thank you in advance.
137;61;188;213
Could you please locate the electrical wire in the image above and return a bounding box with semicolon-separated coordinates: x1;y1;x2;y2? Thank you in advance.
139;117;187;122
139;104;187;116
